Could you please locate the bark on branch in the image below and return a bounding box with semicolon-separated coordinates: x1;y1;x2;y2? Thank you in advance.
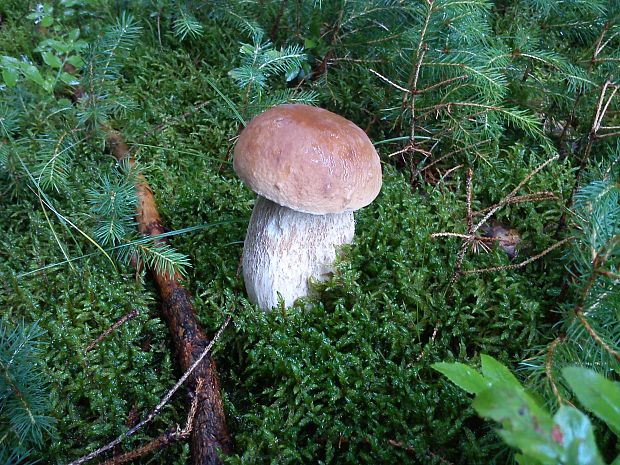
106;131;232;464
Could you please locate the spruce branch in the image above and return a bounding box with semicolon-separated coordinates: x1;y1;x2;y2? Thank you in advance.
173;7;204;41
0;319;55;454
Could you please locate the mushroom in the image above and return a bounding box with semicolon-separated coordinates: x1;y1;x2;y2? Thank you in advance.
234;104;382;310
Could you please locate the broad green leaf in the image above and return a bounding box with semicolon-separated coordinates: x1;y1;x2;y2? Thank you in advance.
473;384;554;430
2;67;19;87
47;39;72;54
611;453;620;465
66;55;84;68
563;367;620;435
42;76;54;93
20;63;45;87
285;66;299;82
68;28;80;42
41;51;63;69
474;385;559;462
499;429;561;464
481;354;521;388
432;362;489;394
1;55;20;66
304;38;317;49
41;15;54;27
60;72;80;86
515;453;544;465
554;406;604;465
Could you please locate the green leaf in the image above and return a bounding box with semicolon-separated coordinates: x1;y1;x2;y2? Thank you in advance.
304;38;317;49
60;72;79;86
47;39;72;54
554;406;605;465
42;76;54;93
515;453;543;465
432;362;489;394
481;354;521;388
285;66;299;82
41;51;63;69
41;15;54;27
562;367;620;436
20;63;45;87
474;385;559;463
498;429;561;464
66;55;84;68
68;28;80;42
2;67;19;87
473;384;553;430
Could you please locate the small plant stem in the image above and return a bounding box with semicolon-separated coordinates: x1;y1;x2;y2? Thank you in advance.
463;236;574;274
85;309;140;352
466;168;473;234
545;337;566;405
96;378;204;465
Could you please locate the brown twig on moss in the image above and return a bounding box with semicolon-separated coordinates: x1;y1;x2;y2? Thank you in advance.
463;236;574;275
473;192;558;217
85;309;140;352
68;316;231;465
433;155;562;287
575;309;620;363
96;378;205;465
544;337;567;406
66;131;232;465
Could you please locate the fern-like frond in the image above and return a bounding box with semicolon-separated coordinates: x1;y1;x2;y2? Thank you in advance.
0;103;20;138
87;162;137;247
136;242;191;279
98;13;142;77
173;7;204;40
34;131;80;192
77;14;141;129
0;319;56;453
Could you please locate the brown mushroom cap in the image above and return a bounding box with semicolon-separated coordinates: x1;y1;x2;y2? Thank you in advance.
234;104;382;215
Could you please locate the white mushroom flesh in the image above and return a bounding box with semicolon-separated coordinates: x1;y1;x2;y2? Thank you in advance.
242;196;354;310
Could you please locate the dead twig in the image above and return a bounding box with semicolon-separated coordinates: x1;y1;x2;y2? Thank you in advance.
97;378;205;465
85;309;140;352
473;192;558;217
434;156;561;287
369;68;411;94
544;337;570;406
463;237;574;274
575;309;620;362
67;317;231;465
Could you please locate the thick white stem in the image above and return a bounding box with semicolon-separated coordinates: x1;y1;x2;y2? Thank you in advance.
242;196;355;310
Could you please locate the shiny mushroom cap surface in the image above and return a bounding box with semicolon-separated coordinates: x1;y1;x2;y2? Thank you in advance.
234;104;382;215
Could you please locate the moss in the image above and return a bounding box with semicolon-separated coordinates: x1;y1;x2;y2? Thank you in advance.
218;165;567;464
0;3;578;463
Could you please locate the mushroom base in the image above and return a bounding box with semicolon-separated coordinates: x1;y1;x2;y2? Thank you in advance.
242;196;355;310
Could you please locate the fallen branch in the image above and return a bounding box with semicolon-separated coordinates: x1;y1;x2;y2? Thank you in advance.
101;131;232;464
